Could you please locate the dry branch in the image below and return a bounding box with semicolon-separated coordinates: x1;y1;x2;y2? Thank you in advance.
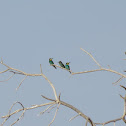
1;48;126;126
1;102;55;126
95;117;122;125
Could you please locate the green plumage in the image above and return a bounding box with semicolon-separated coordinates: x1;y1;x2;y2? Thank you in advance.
65;62;71;73
49;58;56;69
58;61;65;68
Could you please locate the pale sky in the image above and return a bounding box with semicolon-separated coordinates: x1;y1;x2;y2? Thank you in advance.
0;0;126;126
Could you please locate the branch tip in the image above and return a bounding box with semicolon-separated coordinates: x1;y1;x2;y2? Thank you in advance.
40;64;43;74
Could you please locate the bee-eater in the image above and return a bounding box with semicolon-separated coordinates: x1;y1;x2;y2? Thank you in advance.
65;62;71;73
49;58;56;69
58;61;65;68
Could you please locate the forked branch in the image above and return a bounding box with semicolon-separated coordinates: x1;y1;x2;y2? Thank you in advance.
1;102;55;126
72;48;126;85
0;60;58;100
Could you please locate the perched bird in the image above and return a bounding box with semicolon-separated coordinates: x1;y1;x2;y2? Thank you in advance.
49;58;56;69
58;61;65;68
65;62;71;73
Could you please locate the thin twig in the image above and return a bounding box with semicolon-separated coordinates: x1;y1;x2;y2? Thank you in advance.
40;64;43;74
16;75;27;90
1;57;3;64
120;95;124;100
48;103;60;126
10;110;26;126
8;102;24;116
80;48;102;68
39;104;56;115
0;73;14;82
112;76;124;85
41;95;55;101
85;120;88;126
47;105;57;113
0;69;10;74
122;94;126;123
69;114;80;121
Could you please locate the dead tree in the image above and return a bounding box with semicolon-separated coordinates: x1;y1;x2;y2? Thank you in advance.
0;48;126;126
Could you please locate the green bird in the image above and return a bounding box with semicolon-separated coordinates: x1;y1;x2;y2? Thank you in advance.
49;58;56;69
58;61;65;68
65;62;71;73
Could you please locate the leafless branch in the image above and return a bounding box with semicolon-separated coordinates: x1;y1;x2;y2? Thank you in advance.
120;95;125;99
47;105;57;113
0;73;14;82
16;75;27;90
122;94;126;123
1;49;126;126
39;104;56;115
72;67;126;79
71;48;126;85
69;114;80;121
112;76;124;85
80;48;102;68
95;117;122;125
1;101;25;126
48;103;60;126
41;95;95;126
0;61;58;100
1;102;55;126
10;110;26;126
0;69;10;74
40;64;43;74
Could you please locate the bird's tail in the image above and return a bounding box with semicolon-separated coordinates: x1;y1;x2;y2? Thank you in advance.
53;65;57;69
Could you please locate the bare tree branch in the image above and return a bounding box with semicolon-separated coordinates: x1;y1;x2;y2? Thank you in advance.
0;69;10;74
69;114;80;121
39;104;56;115
0;73;14;82
80;48;102;68
0;61;58;100
48;103;60;126
1;49;126;126
95;117;122;125
16;75;27;90
112;76;124;85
